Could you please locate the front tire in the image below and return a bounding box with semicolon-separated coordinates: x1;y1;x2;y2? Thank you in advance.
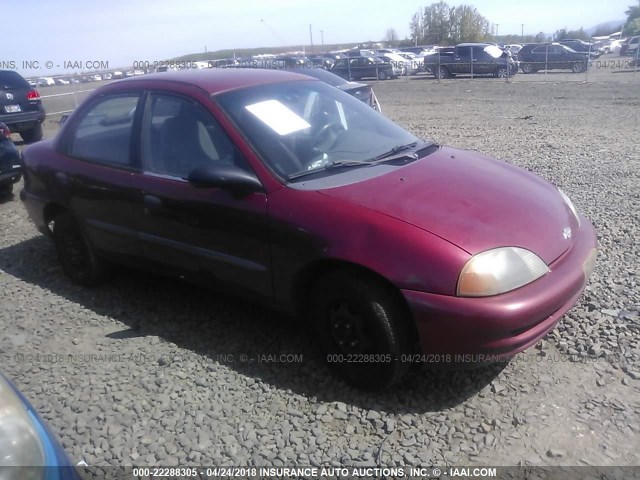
377;69;389;80
521;63;536;74
53;213;108;286
309;270;412;390
20;124;43;143
434;66;451;79
572;62;586;73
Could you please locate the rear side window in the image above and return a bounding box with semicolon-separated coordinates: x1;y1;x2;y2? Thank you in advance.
68;94;140;168
0;71;29;89
456;46;471;57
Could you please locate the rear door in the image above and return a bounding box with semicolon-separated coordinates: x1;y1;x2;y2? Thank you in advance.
60;93;145;259
453;46;472;74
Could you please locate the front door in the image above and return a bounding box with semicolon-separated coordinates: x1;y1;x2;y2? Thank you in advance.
135;92;272;298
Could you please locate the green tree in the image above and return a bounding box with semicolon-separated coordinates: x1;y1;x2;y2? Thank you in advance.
623;1;640;34
410;1;490;45
626;17;640;35
535;32;547;43
554;28;568;41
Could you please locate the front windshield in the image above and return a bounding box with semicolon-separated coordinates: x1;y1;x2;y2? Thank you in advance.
215;80;421;181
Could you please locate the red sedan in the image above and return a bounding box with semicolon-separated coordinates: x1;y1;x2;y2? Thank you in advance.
20;69;597;390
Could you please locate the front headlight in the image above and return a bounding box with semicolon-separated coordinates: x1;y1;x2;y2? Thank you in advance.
0;375;46;479
457;247;550;297
558;188;581;226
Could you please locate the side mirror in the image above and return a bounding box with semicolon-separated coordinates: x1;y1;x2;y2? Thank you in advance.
187;164;263;196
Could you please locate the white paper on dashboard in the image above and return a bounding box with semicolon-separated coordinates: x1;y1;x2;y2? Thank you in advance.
245;100;311;136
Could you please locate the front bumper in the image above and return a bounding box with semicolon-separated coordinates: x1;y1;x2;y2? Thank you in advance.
403;215;597;360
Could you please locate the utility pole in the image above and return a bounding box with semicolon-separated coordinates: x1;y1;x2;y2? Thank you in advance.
309;24;314;54
521;24;524;42
496;24;499;42
320;30;324;49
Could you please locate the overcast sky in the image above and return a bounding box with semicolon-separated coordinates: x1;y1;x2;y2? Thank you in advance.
7;0;631;75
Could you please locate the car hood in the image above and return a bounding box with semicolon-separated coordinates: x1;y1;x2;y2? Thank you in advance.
318;146;575;264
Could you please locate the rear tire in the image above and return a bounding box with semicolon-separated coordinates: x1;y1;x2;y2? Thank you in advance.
0;183;13;197
308;270;413;390
495;67;509;78
377;70;389;80
20;124;43;143
521;63;535;74
53;213;108;286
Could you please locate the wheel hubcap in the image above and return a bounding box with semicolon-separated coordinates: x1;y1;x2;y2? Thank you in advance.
328;300;371;354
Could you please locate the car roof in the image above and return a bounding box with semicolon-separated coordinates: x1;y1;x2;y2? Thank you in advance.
112;68;314;95
457;43;491;47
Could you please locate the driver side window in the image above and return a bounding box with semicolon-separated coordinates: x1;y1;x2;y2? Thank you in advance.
141;94;247;179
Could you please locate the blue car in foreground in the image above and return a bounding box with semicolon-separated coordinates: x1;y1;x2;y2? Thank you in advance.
0;373;79;480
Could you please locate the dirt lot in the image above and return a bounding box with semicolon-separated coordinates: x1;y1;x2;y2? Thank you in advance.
1;63;639;468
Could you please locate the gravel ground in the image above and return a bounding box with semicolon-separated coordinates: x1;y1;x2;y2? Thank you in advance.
1;64;639;468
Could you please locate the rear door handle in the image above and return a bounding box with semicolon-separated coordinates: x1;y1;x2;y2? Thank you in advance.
143;194;162;212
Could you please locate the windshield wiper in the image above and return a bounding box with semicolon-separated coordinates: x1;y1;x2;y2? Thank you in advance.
287;141;428;181
372;141;420;161
287;160;372;180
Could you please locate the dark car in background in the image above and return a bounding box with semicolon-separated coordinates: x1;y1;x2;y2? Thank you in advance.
424;43;517;78
0;122;22;197
309;57;335;69
558;39;603;57
20;69;596;390
0;70;46;143
226;60;382;110
331;56;396;80
518;43;589;73
291;67;381;111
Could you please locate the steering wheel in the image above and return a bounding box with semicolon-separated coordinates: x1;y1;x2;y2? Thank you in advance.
313;122;345;152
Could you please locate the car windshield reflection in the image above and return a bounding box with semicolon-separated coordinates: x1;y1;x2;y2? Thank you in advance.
215;81;422;181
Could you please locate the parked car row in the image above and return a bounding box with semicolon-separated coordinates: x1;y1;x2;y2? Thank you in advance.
422;41;607;77
26;70;148;87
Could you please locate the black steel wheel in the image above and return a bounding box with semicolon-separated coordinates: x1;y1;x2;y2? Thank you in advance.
53;213;108;286
309;270;413;390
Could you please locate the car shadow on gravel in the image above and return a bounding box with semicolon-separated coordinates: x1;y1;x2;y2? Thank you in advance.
0;235;506;413
0;193;15;204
